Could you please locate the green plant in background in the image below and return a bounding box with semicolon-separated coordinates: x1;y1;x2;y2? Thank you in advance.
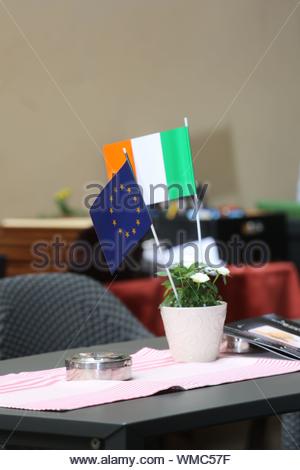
38;187;87;218
54;187;73;216
157;264;230;308
53;187;87;217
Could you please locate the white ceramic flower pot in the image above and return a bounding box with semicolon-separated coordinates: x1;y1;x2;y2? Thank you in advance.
160;302;227;362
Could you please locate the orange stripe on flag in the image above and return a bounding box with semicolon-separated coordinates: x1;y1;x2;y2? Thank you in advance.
103;140;136;181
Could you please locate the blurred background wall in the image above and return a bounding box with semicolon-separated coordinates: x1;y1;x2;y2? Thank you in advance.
0;0;299;219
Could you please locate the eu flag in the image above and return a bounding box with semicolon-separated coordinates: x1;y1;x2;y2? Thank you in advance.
90;161;152;274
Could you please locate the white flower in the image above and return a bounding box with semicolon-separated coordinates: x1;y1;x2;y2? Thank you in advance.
216;266;230;276
190;272;210;284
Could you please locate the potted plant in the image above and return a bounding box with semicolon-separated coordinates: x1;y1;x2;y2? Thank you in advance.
158;264;230;362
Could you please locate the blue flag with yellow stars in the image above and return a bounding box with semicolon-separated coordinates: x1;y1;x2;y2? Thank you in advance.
90;161;152;274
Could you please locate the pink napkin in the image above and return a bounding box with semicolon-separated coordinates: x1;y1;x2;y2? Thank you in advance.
1;348;300;411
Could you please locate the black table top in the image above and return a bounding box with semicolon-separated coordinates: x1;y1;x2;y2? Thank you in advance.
1;337;300;446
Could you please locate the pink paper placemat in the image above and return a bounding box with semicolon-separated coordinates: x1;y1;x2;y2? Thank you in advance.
1;348;300;411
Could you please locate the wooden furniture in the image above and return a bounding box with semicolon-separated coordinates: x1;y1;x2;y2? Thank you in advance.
0;218;92;277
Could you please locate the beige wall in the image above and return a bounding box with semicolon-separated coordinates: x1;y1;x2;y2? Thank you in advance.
0;0;299;219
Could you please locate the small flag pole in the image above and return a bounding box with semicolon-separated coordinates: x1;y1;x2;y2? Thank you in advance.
122;147;181;306
184;117;203;263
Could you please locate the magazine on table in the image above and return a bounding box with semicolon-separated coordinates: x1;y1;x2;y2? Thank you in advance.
224;314;300;360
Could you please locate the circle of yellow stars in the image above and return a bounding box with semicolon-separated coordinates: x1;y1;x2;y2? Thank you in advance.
110;185;141;238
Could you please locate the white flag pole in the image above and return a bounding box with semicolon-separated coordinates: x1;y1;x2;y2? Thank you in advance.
149;223;181;306
122;147;181;306
184;117;203;263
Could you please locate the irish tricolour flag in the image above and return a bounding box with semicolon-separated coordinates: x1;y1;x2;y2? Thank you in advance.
103;126;196;205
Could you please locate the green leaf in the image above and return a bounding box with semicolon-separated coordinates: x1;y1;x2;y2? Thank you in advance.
159;262;227;307
156;271;168;277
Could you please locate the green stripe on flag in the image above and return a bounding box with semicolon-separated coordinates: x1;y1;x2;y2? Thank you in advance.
160;127;196;201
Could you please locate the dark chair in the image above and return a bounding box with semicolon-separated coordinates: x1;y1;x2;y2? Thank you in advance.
0;273;152;360
281;413;300;449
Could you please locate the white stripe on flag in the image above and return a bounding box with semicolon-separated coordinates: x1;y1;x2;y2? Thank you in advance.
131;133;167;205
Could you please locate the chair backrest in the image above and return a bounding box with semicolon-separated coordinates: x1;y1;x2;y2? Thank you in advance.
281;412;300;449
0;273;151;360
